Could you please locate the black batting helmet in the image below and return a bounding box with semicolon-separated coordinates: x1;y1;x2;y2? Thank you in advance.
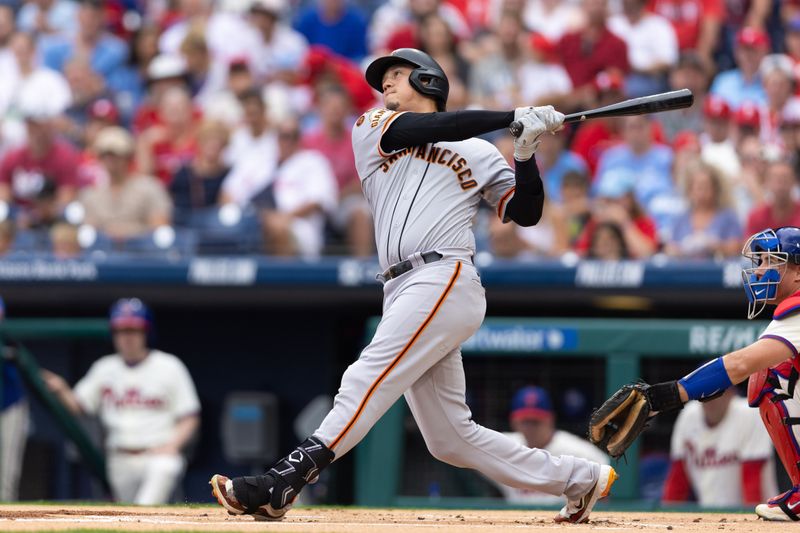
365;48;449;111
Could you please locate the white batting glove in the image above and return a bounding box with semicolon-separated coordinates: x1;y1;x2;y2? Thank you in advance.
514;106;535;122
532;105;565;133
513;113;546;161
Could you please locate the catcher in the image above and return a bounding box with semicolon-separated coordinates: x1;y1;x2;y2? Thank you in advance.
590;226;800;521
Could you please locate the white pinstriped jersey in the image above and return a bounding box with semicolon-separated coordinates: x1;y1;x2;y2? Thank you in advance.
74;351;200;450
352;108;517;269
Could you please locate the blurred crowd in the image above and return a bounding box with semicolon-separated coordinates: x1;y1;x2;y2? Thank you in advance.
0;0;798;261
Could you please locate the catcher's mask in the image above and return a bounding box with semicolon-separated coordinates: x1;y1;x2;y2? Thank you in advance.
742;227;800;319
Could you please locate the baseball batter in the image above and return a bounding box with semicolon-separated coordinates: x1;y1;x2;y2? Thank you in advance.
43;298;201;505
211;48;616;523
593;226;800;521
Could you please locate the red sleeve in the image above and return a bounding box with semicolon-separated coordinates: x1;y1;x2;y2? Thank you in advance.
702;0;725;20
746;207;766;236
662;459;692;502
741;460;765;505
56;143;80;188
575;219;596;254
634;216;659;245
611;34;631;75
0;150;15;185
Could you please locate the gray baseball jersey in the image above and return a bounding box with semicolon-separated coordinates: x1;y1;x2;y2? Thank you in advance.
311;107;602;503
352;108;517;268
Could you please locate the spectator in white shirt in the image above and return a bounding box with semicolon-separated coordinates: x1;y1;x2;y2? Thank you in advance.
253;117;337;258
220;88;279;206
521;0;584;42
247;0;308;83
159;0;261;75
608;0;678;97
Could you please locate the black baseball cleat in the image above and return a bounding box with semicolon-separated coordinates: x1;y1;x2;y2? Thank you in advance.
209;474;292;520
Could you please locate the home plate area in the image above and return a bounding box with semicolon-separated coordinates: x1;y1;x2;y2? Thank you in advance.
0;505;778;532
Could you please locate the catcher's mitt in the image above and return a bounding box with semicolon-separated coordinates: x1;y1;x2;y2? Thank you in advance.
589;383;651;458
589;381;684;458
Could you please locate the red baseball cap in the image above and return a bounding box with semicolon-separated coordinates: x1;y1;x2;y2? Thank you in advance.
672;130;700;152
510;386;554;421
593;70;624;93
703;95;731;120
530;32;556;59
737;27;770;49
88;98;119;123
735;101;761;128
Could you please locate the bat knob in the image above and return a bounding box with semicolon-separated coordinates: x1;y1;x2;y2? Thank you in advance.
509;121;523;137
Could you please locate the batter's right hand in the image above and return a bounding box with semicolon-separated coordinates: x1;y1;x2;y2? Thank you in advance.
514;106;535;122
513;114;547;161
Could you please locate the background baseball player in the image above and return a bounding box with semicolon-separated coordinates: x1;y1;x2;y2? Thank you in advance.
495;386;609;505
43;298;201;505
211;48;616;524
0;297;29;501
662;388;777;507
590;225;800;521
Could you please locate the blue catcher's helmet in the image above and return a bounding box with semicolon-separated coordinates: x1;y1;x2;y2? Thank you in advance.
741;227;800;319
109;298;152;330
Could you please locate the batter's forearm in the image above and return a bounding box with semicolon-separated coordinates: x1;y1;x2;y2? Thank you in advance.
381;110;515;152
503;157;544;227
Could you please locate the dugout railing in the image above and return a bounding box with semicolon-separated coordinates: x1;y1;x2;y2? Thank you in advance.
355;317;768;508
0;319;110;492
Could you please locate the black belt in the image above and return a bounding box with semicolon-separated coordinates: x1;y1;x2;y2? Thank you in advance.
377;251;443;282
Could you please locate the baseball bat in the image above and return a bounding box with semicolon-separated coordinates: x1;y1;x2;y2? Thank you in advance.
508;88;694;137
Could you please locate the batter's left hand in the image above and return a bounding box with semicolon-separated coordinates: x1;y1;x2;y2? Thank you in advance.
531;105;565;133
513;114;546;161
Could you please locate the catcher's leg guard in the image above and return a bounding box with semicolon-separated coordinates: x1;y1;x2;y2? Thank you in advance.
748;362;800;486
231;437;334;518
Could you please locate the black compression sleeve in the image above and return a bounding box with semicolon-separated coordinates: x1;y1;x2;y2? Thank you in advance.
503;156;544;227
381;110;515;152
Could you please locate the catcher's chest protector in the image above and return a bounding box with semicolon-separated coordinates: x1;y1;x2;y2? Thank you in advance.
774;295;800;321
748;360;800;485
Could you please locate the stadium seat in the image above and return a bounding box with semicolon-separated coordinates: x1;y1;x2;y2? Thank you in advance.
178;206;262;255
115;227;198;258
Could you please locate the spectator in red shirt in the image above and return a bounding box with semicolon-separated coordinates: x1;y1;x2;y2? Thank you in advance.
0;107;80;224
302;84;372;257
746;158;800;235
76;98;121;188
571;71;626;176
299;46;375;113
648;0;725;70
575;169;659;258
135;86;199;185
557;0;629;103
132;54;192;134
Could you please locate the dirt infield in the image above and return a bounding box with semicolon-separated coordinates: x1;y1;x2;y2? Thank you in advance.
0;505;782;532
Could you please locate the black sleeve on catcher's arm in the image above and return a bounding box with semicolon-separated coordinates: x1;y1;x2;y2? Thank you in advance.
380;110;515;152
503;156;544;227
